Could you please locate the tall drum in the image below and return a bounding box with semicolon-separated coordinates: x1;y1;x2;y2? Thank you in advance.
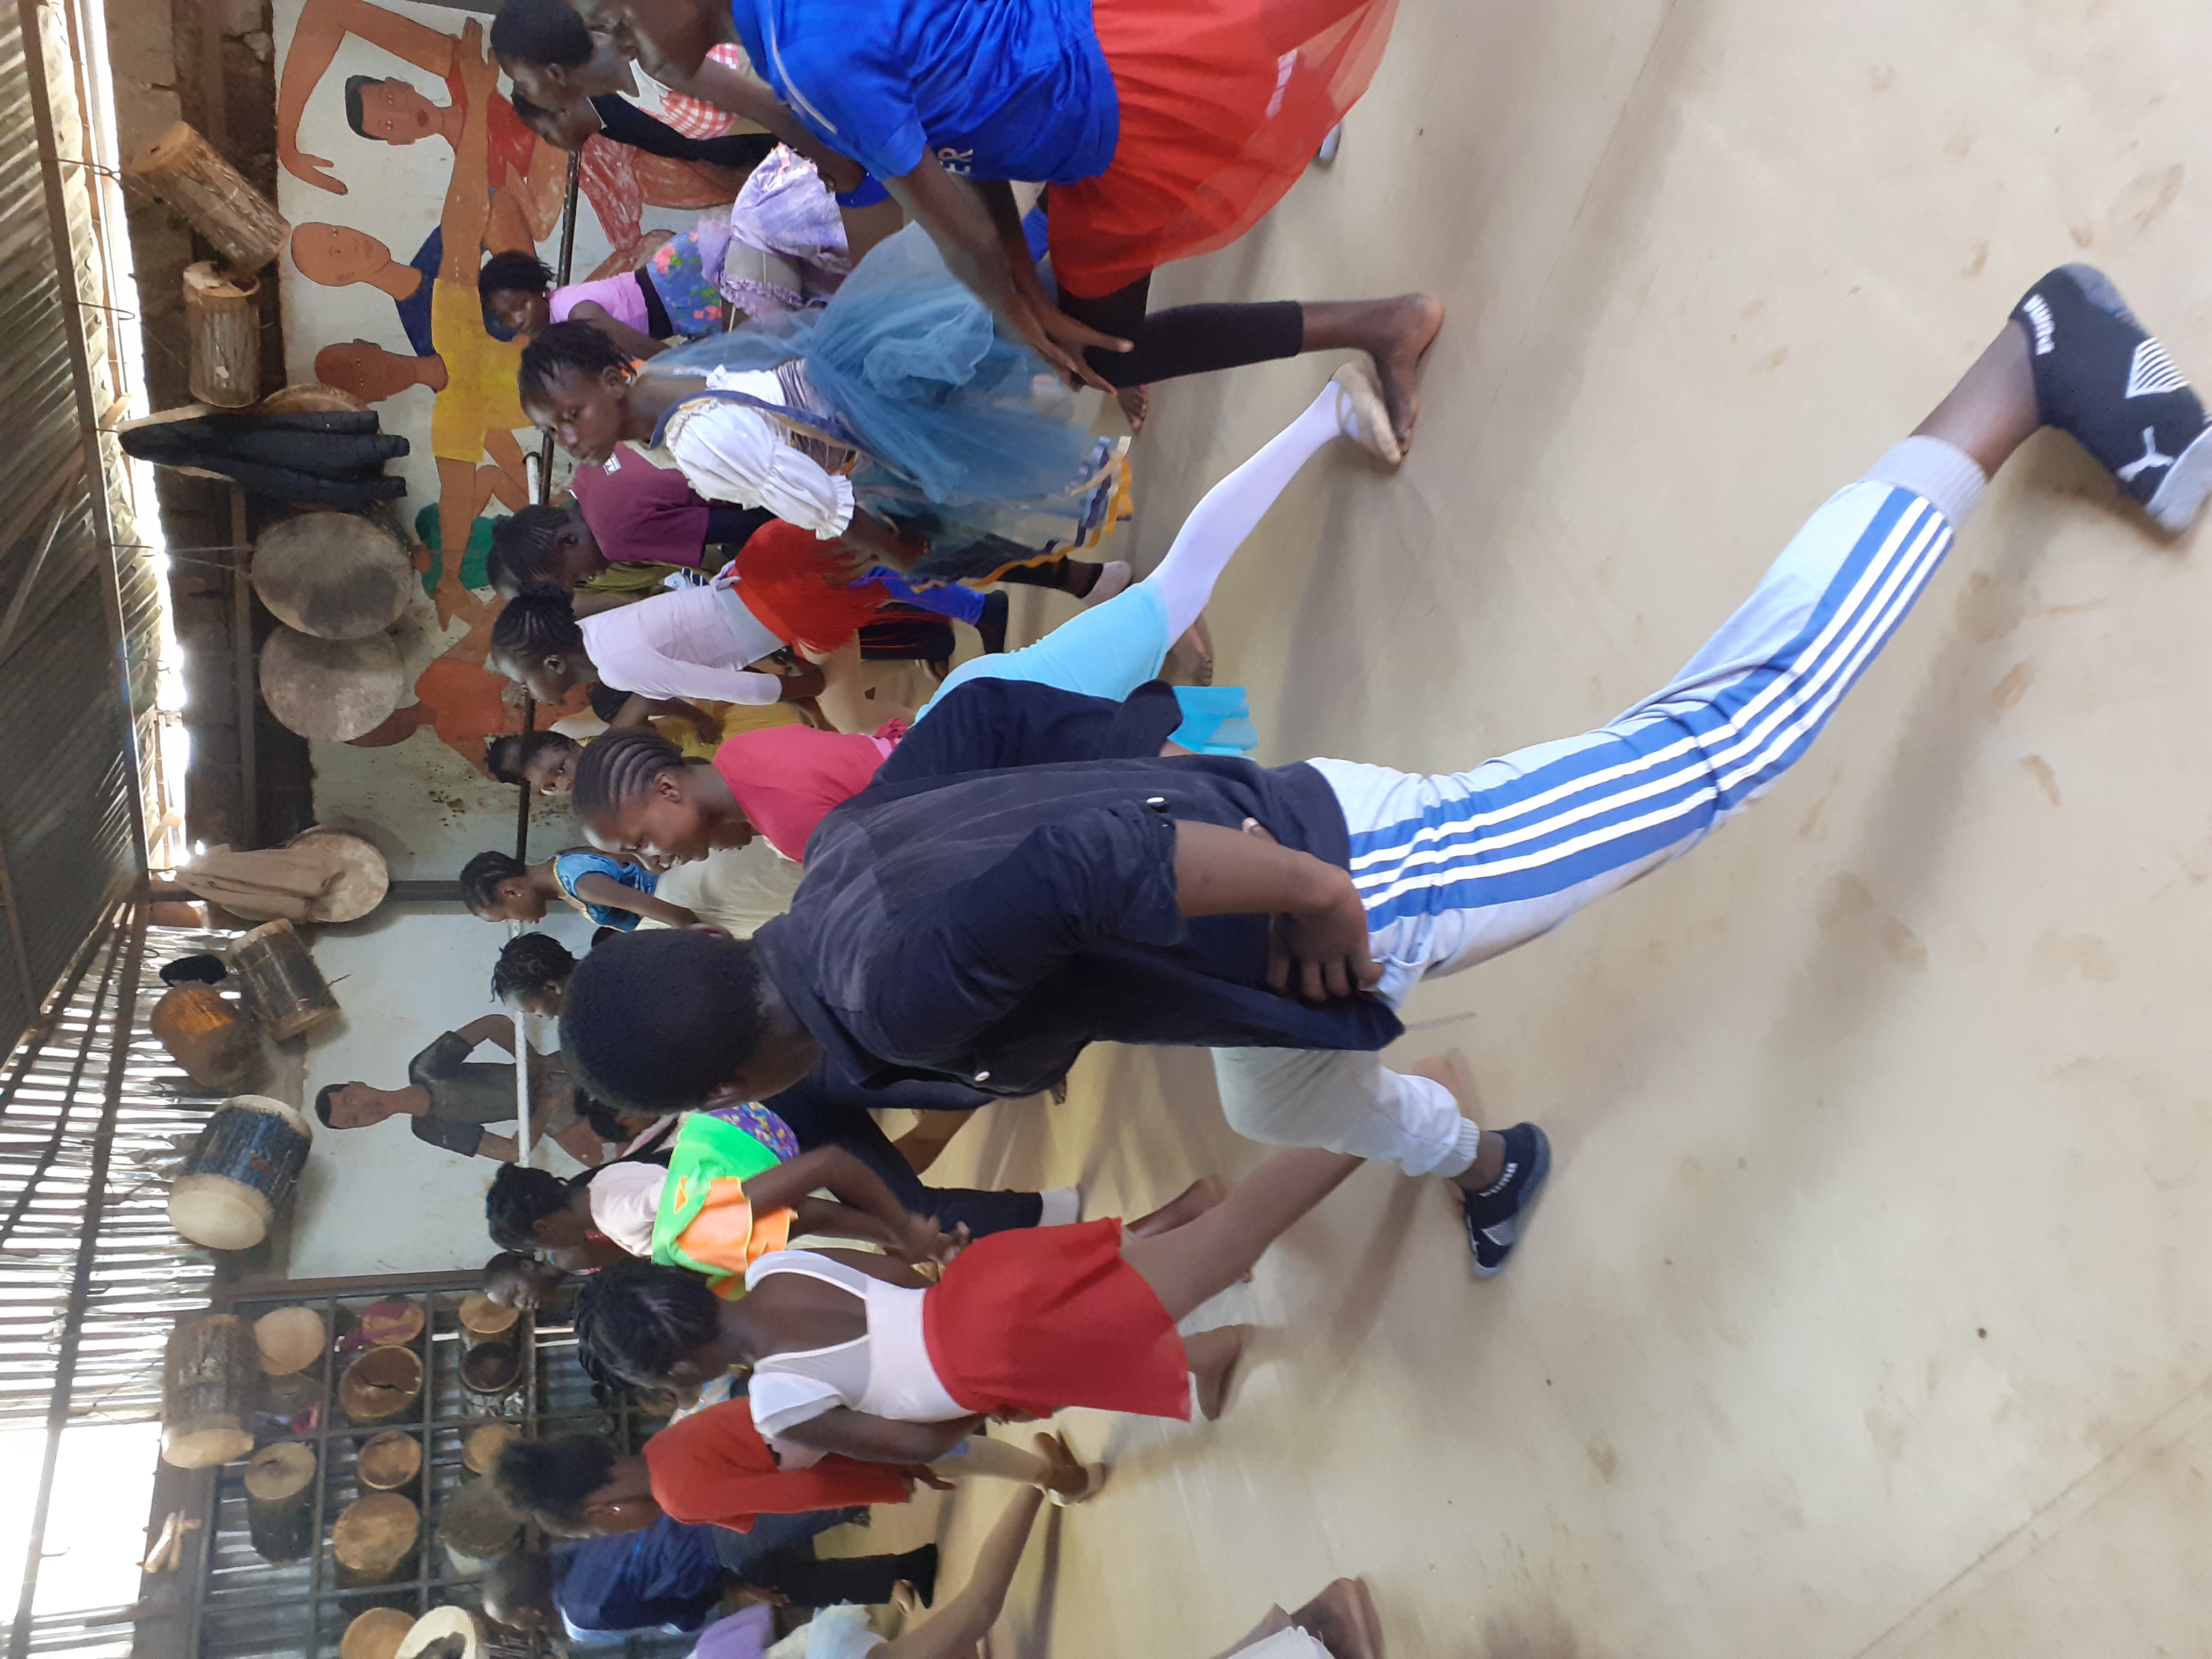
168;1095;313;1251
233;920;341;1040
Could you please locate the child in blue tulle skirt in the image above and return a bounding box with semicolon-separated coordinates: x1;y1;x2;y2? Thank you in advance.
515;226;1131;587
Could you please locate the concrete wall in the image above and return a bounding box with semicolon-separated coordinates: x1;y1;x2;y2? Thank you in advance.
287;903;597;1277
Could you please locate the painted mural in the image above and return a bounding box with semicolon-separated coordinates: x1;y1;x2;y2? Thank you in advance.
271;0;743;870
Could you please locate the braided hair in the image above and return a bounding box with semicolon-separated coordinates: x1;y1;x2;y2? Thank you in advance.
572;1259;721;1384
459;849;528;914
495;1434;617;1532
571;727;689;833
518;321;632;407
489;0;594;68
487;505;575;594
488;585;585;668
478;250;555;301
491;931;577;1003
484;1162;581;1253
559;930;768;1115
484;729;580;788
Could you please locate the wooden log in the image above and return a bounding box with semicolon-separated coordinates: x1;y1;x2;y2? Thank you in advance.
183;264;260;409
341;1609;415;1659
243;1440;317;1563
437;1480;521;1568
160;1315;258;1468
123;122;289;274
338;1343;422;1425
356;1430;421;1491
457;1294;518;1337
331;1491;419;1587
459;1341;518;1395
252;1305;326;1376
460;1423;519;1476
394;1606;482;1659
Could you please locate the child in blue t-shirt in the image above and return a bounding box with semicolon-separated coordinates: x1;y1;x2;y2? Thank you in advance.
460;847;699;930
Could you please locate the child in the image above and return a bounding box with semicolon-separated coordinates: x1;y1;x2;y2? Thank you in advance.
568;368;1400;863
572;1142;1365;1459
481;239;730;358
517;233;1134;587
489;503;1010;654
556;266;2212;1272
562;0;1435;445
491;930;579;1015
484;1249;570;1311
460;847;700;930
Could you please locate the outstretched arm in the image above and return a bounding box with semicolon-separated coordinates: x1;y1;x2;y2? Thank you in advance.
774;1407;983;1464
741;1146;947;1262
569;871;702;928
436;19;497;280
885;160;1127;389
876;1488;1046;1659
277;0;457;191
662;57;864;191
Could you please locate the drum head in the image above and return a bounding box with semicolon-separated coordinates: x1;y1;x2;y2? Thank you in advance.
253;514;414;640
258;628;405;743
169;1171;272;1251
283;828;391;924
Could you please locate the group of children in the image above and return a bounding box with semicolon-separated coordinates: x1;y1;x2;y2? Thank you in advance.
343;0;2212;1651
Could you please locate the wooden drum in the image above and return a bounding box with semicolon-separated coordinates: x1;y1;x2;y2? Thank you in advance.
161;1314;259;1468
168;1095;313;1252
244;1440;317;1561
339;1343;423;1425
332;1491;420;1587
253;514;415;641
150;986;261;1092
233;920;340;1041
341;1609;416;1659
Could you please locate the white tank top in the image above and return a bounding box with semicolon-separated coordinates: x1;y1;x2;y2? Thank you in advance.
743;1252;966;1455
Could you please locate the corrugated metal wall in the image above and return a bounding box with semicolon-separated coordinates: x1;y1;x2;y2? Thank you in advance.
0;0;158;1056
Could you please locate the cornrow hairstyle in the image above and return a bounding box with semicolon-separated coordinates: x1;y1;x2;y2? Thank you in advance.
572;1259;720;1384
491;931;577;1003
495;1434;618;1530
487;585;586;667
485;1162;579;1253
460;849;528;913
484;729;579;787
487;504;574;593
559;931;767;1115
489;0;594;69
518;320;632;407
341;74;383;138
479;250;556;300
570;727;690;831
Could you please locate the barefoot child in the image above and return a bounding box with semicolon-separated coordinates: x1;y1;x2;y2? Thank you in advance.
460;847;701;930
571;1142;1363;1458
557;266;2212;1271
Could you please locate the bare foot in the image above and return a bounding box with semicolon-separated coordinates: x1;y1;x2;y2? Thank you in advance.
1367;293;1445;454
1290;1579;1383;1659
1126;1176;1227;1238
1187;1325;1244;1421
1034;1430;1107;1505
1116;384;1151;434
1165;614;1214;685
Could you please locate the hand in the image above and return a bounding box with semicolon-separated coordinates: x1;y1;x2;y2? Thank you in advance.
1003;287;1128;393
281;144;346;194
1241;820;1381;1001
455;18;499;104
902;1465;956;1491
825;538;881;581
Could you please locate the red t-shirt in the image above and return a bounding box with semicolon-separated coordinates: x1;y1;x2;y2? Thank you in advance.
572;444;712;570
715;724;900;863
645;1399;909;1531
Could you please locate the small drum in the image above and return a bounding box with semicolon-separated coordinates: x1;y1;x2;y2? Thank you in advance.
168;1095;313;1251
258;626;405;743
437;1481;521;1573
150;986;262;1090
233;920;340;1040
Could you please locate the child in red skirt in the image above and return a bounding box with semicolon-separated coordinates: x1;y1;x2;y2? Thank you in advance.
571;1145;1363;1474
564;0;1443;446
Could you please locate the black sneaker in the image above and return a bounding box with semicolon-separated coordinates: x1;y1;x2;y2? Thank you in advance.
2011;265;2212;532
1460;1122;1551;1277
977;588;1010;654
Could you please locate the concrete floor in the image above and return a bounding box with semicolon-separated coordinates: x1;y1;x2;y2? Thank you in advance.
875;3;2212;1655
